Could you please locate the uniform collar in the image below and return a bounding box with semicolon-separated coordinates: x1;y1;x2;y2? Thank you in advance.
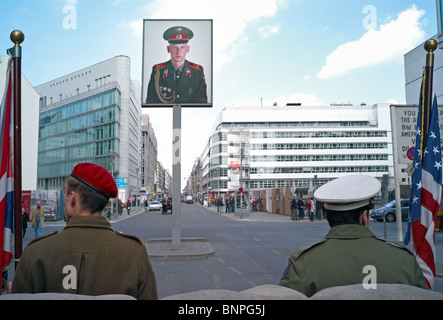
65;215;112;230
324;224;376;240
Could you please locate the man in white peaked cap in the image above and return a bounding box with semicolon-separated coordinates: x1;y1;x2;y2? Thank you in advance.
279;174;428;297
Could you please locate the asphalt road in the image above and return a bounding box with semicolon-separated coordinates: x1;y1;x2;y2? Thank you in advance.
114;203;443;298
118;204;322;298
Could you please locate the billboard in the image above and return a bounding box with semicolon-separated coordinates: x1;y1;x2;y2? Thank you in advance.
142;19;213;107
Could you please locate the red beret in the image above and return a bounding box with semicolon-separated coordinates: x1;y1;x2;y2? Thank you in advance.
70;163;118;198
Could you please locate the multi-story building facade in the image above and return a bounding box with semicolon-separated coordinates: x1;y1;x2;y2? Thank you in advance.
195;103;394;198
35;56;143;201
156;160;166;197
404;35;442;105
141;114;158;196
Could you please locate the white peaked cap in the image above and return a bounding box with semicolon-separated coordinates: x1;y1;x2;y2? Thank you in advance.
314;175;381;211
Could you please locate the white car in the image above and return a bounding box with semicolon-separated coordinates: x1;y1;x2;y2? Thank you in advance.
148;201;162;211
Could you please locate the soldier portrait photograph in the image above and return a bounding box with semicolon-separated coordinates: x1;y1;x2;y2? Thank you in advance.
142;19;212;106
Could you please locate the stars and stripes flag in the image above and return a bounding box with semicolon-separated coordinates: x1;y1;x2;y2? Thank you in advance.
0;58;14;294
404;74;442;289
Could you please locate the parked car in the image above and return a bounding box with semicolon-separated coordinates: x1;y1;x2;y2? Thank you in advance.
186;196;193;204
148;201;162;211
370;199;410;222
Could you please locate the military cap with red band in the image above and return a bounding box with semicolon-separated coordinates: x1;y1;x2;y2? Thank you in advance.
70;163;118;198
163;26;194;43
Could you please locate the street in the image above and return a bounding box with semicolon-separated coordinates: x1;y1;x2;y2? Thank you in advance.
14;203;443;299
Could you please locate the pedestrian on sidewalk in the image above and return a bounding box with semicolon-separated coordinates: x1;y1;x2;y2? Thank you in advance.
22;206;30;238
256;196;263;212
297;197;305;220
290;196;297;221
310;197;316;221
31;201;45;238
127;198;131;215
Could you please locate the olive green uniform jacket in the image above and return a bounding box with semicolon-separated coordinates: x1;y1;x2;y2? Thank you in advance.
146;60;207;104
279;224;428;297
12;215;158;300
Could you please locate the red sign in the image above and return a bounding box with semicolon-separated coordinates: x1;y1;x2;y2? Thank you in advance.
231;161;240;169
407;147;416;161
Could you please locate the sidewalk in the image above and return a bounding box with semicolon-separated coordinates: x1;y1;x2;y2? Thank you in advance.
200;203;327;223
44;207;147;227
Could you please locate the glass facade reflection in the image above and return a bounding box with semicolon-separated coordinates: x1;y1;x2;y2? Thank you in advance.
37;89;121;189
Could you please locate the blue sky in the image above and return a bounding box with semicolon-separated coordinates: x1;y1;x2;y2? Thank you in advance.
0;0;440;181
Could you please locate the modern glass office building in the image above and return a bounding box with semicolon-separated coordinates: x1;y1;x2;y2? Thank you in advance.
38;88;120;188
35;56;143;198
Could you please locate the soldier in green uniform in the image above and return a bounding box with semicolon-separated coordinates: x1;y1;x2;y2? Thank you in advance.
11;163;158;300
146;26;208;104
279;175;428;297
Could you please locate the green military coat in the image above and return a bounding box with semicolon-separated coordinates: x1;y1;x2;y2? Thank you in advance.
146;60;207;104
279;224;428;297
12;215;158;300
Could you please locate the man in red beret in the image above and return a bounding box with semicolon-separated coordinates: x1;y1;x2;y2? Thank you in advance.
11;163;158;300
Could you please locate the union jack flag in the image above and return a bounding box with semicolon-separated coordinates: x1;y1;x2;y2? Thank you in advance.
404;74;442;289
0;58;14;294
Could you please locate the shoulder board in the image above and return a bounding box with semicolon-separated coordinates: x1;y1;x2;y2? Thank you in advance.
375;237;414;254
188;62;202;71
154;62;167;71
291;239;327;261
27;231;58;246
115;231;144;246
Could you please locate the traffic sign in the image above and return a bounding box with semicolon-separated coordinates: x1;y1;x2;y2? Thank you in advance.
115;177;128;188
407;147;416;161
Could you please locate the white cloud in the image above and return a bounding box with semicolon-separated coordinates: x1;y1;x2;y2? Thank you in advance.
258;24;281;39
317;5;426;79
120;0;285;70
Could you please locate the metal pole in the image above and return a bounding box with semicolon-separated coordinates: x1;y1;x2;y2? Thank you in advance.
172;105;181;249
422;39;437;145
8;30;24;268
390;106;403;241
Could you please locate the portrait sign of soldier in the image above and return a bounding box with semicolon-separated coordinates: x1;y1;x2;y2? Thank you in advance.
143;20;212;107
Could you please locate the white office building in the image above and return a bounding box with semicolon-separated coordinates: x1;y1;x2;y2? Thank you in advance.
0;56;39;190
35;56;143;201
198;103;395;197
404;35;443;105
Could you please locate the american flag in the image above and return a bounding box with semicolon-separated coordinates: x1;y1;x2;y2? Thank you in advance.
404;75;442;289
0;59;14;294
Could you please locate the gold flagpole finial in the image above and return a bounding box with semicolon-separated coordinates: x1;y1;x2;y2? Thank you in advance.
10;30;25;47
425;39;437;67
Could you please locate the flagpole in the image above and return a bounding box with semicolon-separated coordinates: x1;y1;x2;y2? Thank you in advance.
8;30;24;268
422;39;438;144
